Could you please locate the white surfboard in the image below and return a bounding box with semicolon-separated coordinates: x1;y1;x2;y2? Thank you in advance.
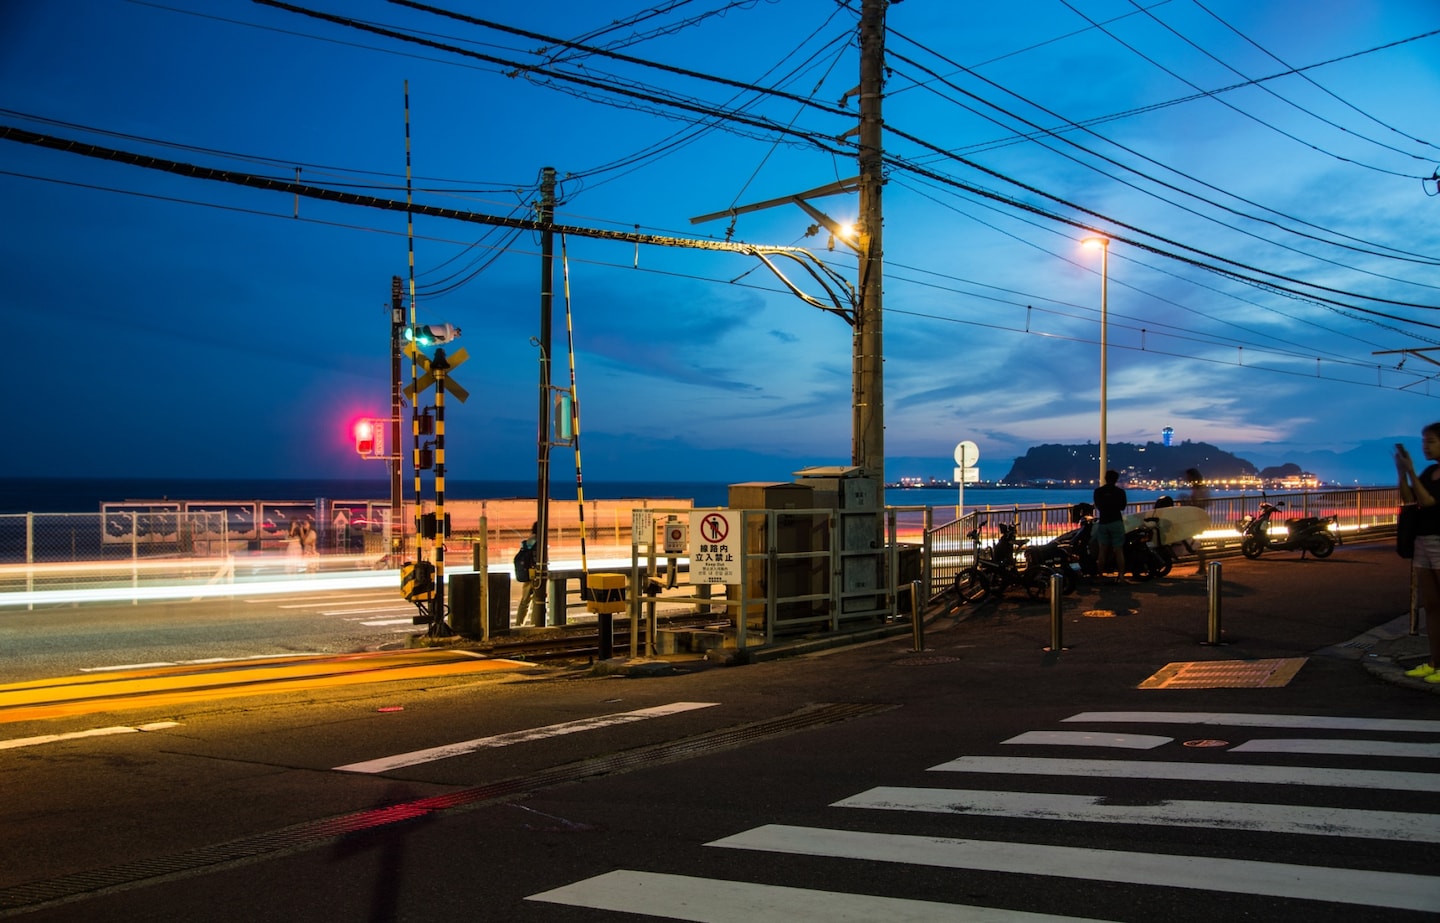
1125;505;1211;543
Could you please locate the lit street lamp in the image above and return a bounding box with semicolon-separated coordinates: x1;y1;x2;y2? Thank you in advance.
1082;236;1110;483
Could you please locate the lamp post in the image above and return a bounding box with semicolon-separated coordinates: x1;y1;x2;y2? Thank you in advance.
1082;236;1110;484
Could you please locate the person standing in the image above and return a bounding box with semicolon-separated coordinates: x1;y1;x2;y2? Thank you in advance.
1182;468;1209;507
1092;469;1128;584
1398;424;1440;683
514;522;540;627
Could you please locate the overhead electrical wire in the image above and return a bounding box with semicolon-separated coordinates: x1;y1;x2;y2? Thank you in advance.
1129;0;1440;164
880;43;1440;273
31;4;1440;388
1056;0;1429;179
1190;0;1440;156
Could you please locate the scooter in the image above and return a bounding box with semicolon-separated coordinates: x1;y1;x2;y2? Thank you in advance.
1237;501;1338;559
954;521;1057;603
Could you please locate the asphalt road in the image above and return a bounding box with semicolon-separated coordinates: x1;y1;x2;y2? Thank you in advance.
2;542;1437;921
0;587;423;682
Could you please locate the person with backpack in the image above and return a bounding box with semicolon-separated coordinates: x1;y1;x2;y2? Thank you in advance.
513;522;539;626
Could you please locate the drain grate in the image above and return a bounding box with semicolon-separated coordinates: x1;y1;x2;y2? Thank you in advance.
893;655;964;666
0;702;892;915
1139;658;1307;689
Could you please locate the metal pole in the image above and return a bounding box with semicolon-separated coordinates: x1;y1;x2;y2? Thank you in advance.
1205;560;1224;644
1099;239;1109;482
1411;567;1421;637
910;579;924;652
1045;571;1065;652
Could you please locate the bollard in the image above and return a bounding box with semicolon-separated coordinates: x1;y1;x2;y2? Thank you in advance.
1411;569;1421;637
1204;559;1225;645
1044;570;1066;652
910;579;925;652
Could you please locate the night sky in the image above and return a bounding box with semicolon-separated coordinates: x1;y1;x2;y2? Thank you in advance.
3;1;1437;486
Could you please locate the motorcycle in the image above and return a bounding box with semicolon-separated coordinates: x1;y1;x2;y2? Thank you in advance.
1024;507;1089;593
954;521;1057;603
1121;518;1169;580
1236;501;1338;559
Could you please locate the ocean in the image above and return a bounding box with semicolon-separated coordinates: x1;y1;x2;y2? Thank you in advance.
1;477;1276;516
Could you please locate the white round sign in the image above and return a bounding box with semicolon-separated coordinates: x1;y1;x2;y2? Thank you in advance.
953;440;979;467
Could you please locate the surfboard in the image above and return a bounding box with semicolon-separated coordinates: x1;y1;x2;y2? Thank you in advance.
1125;505;1211;543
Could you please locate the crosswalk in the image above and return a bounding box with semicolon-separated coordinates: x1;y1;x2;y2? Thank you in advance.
528;710;1440;919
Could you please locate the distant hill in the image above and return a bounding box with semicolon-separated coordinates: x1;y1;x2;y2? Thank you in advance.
1000;441;1255;484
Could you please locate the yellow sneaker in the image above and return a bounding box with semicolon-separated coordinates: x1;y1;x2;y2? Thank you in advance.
1404;663;1437;678
1426;672;1440;684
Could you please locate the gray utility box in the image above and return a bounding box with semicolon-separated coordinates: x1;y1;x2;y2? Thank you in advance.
727;482;827;629
794;466;885;616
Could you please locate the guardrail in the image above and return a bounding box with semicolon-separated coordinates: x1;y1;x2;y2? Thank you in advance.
921;486;1402;600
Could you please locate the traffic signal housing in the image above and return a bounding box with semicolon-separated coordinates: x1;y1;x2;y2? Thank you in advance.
353;419;378;457
404;323;460;347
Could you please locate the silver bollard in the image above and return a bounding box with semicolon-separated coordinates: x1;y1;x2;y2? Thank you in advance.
1205;559;1224;645
1044;570;1066;652
911;579;925;652
1411;569;1421;637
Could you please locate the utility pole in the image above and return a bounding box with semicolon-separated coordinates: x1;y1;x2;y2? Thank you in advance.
389;275;404;565
855;0;886;488
534;166;556;625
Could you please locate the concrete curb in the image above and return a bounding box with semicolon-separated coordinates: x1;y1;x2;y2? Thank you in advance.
1347;613;1440;694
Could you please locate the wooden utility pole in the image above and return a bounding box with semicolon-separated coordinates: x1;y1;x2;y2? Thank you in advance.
533;166;556;625
389;275;404;565
855;0;886;487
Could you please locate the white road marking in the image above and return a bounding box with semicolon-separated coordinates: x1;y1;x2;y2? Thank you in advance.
834;786;1438;842
1003;731;1171;749
327;607;416;616
928;756;1440;792
708;825;1440;911
1232;738;1440;758
334;702;721;773
0;721;180;751
1064;711;1440;734
79;653;329;673
527;870;1111;922
356;618;416;627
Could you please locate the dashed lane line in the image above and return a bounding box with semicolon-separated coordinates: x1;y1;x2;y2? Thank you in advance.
334;702;721;774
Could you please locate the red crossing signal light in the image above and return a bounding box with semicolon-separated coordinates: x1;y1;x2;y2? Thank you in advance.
354;419;375;456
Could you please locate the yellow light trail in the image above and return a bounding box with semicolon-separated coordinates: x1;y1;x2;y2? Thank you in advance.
0;651;530;724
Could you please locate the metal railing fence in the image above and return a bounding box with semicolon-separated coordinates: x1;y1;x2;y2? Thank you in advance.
920;486;1403;601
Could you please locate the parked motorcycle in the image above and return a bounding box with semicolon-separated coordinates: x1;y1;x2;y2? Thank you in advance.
954;521;1057;603
1236;501;1338;559
1121;518;1170;580
1024;515;1087;594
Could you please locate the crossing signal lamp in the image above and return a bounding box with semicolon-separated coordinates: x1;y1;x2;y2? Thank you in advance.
353;419;376;456
404;323;460;347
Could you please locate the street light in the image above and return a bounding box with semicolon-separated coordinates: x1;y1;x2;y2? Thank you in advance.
1082;236;1110;484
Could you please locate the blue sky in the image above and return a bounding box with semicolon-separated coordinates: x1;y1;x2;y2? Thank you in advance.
3;0;1438;487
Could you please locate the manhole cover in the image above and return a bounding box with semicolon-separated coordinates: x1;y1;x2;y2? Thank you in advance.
1183;739;1230;748
1139;658;1307;689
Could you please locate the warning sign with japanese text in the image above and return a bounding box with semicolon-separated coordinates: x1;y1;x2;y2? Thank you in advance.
689;510;740;583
